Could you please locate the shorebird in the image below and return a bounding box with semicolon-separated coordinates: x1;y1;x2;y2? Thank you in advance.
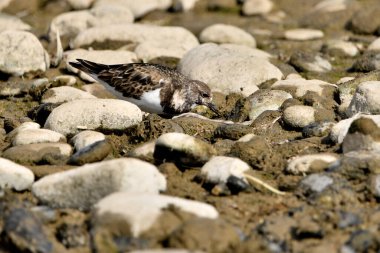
69;59;218;116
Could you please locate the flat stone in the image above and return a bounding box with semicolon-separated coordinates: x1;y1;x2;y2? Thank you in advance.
199;24;256;47
70;130;106;151
283;105;316;128
271;78;336;98
44;99;142;136
0;158;34;191
12;128;66;146
346;81;380;117
313;0;350;12
286;154;339;175
284;29;324;41
201;156;250;184
32;158;166;210
178;43;282;96
93;192;218;237
248;89;292;121
134;40;190;62
323;39;359;57
2;143;72;165
154;132;216;167
0;30;49;76
65;49;137;82
71;24;199;53
242;0;273;15
0;12;31;32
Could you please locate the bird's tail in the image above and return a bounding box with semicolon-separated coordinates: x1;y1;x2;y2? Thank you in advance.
69;59;109;75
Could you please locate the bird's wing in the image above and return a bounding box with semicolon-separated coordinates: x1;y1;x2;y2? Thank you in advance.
69;59;181;99
97;63;178;99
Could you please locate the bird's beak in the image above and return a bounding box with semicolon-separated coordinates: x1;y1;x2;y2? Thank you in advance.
206;102;220;115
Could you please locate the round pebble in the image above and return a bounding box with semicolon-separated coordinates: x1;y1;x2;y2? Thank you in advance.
283;105;316;128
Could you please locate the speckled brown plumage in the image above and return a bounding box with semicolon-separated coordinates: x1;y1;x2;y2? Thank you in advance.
69;59;218;115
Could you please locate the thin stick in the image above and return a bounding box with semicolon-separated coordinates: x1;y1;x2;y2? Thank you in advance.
243;173;286;196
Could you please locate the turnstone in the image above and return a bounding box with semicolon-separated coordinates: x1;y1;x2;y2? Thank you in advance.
69;59;218;116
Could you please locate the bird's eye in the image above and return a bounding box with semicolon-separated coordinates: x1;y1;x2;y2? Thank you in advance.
201;93;209;98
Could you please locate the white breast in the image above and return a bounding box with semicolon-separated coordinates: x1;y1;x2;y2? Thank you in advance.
126;88;164;114
89;74;164;114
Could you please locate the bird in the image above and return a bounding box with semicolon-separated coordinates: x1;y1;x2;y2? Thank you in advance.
69;59;218;116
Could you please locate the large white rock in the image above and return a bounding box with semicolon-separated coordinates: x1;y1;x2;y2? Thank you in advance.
271;78;336;98
242;0;274;15
0;158;34;191
70;130;106;151
0;31;49;76
346;81;380;117
199;24;256;47
44;99;142;136
94;0;172;18
178;43;283;96
330;114;380;143
286;154;339;175
93;192;218;237
0;13;31;32
65;49;138;82
283;105;316;128
49;5;134;40
248;89;292;120
32;158;166;210
41;86;96;104
284;29;324;41
71;24;199;53
201;156;250;184
12;129;66;146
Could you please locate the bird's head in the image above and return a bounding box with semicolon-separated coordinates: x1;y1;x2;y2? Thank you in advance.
191;80;219;114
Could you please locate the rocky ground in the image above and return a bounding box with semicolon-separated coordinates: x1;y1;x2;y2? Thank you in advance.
1;0;380;252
